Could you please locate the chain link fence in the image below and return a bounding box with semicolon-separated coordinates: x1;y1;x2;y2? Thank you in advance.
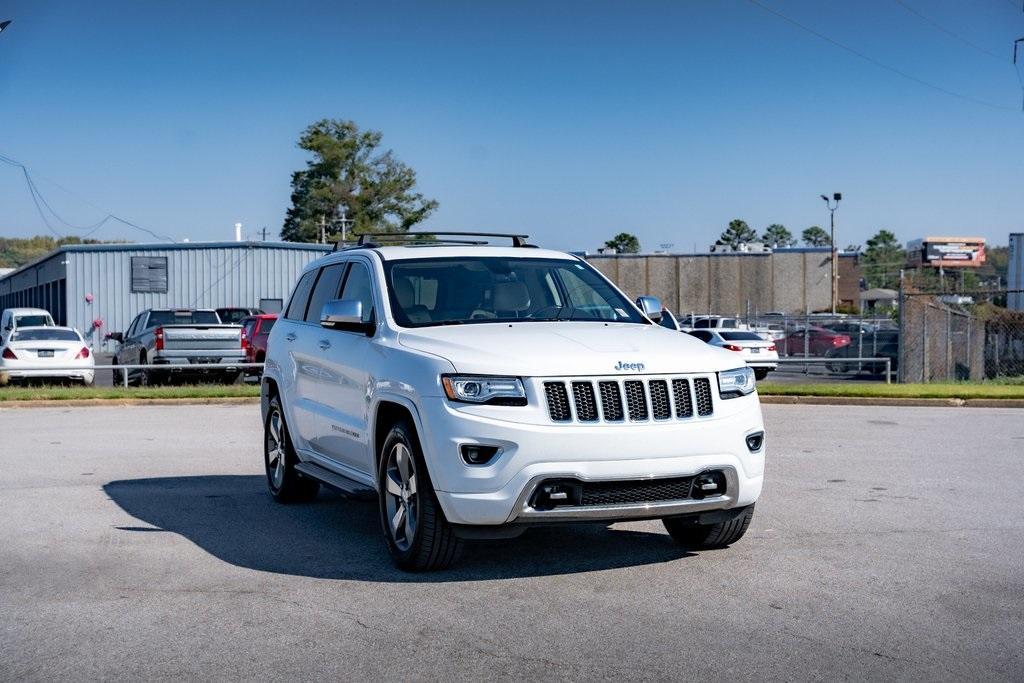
898;290;1024;383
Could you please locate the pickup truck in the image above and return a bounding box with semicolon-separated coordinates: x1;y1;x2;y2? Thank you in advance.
108;308;245;385
261;232;765;571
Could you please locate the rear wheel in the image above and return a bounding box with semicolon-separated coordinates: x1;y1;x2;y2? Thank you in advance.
753;368;769;381
264;396;320;503
663;504;755;549
378;420;462;571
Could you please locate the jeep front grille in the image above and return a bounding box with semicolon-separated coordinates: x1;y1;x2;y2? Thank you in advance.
542;376;715;423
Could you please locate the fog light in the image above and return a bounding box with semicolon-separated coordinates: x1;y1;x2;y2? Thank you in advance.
745;431;765;452
460;444;500;465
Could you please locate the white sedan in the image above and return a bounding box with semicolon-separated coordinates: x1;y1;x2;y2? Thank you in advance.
686;328;779;380
0;326;95;386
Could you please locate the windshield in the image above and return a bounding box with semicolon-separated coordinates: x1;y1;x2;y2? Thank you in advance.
148;310;221;327
384;257;647;327
12;328;79;342
15;315;52;327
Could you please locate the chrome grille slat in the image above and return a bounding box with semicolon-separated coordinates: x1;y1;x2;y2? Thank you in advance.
623;380;648;421
571;381;599;422
694;378;714;416
598;381;624;421
545;375;715;423
672;379;694;418
544;382;572;422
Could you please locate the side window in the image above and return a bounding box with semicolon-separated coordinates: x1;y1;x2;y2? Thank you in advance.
304;263;347;324
659;310;678;330
689;330;712;342
340;262;374;323
284;270;318;321
125;315;141;338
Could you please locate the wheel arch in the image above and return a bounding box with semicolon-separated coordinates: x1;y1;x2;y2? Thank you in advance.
372;396;428;470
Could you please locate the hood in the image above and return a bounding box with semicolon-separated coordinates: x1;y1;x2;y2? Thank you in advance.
398;322;740;377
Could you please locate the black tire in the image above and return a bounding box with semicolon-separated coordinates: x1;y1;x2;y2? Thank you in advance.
753;367;769;381
221;371;242;385
264;396;320;503
663;504;755;549
378;419;462;571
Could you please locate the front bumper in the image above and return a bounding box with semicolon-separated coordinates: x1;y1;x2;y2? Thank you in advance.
418;393;765;526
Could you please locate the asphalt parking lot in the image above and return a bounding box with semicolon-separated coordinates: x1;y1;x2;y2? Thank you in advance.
2;404;1022;680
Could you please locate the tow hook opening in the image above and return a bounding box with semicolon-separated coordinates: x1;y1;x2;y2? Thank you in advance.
691;471;727;499
529;481;583;510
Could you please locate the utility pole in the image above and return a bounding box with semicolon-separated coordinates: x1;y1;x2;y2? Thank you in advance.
319;216;327;245
820;193;842;315
260;226;268;241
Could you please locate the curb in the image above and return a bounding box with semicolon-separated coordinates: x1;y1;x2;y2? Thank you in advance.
0;397;260;408
759;395;1024;408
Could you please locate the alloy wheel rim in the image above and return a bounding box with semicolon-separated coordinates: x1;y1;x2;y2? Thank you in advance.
266;410;286;489
384;442;417;551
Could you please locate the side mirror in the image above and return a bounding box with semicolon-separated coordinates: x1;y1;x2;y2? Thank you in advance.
321;299;374;335
636;296;663;323
106;332;124;343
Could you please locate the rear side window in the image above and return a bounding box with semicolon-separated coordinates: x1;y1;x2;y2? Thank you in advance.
305;264;347;323
720;331;763;341
259;318;276;334
284;270;318;321
688;330;713;342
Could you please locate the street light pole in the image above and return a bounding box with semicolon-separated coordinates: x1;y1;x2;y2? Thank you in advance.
820;192;842;315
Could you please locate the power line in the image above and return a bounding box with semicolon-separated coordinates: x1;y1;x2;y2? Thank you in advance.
893;0;1007;62
745;0;1020;112
0;152;177;243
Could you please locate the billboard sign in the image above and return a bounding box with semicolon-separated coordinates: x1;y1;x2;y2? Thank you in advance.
907;236;986;268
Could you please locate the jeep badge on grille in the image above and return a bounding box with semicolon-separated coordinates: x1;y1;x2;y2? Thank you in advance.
614;361;645;372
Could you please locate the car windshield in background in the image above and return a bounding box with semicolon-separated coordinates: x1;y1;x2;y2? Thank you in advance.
720;331;765;341
11;328;79;342
15;315;50;327
384;257;647;327
149;310;221;326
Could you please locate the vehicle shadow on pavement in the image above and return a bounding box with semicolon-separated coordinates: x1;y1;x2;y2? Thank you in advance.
103;475;694;581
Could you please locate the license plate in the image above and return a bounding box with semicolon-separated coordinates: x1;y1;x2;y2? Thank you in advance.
192;357;220;364
38;350;54;358
749;348;760;354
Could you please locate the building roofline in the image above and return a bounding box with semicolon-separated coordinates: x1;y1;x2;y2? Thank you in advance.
0;241;331;284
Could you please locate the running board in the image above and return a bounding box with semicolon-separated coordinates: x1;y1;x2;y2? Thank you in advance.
294;462;376;499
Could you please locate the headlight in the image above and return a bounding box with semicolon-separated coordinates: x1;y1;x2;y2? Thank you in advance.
718;367;756;399
442;375;527;405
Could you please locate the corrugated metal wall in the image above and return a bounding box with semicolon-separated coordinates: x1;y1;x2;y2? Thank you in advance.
62;244;329;340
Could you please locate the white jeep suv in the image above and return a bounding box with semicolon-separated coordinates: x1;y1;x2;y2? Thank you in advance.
261;233;765;571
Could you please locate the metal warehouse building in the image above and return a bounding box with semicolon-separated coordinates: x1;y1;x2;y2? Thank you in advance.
0;241;330;342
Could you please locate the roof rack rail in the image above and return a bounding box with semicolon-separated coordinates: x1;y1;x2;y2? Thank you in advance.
334;231;533;251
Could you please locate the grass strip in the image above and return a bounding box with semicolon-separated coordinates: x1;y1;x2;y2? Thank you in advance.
758;382;1024;400
0;384;260;402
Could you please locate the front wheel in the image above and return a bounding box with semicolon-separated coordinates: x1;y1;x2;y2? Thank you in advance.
378;420;462;571
264;396;320;503
663;504;755;549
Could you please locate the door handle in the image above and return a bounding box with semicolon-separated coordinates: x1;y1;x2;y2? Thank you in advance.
285;333;297;342
318;339;331;350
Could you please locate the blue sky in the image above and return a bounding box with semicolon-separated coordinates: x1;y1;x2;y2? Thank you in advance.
1;0;1022;252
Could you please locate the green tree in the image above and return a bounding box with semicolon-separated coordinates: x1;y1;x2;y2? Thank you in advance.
802;225;831;247
762;223;794;248
0;236;127;269
603;232;641;254
860;229;903;289
718;219;757;249
281;119;438;243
